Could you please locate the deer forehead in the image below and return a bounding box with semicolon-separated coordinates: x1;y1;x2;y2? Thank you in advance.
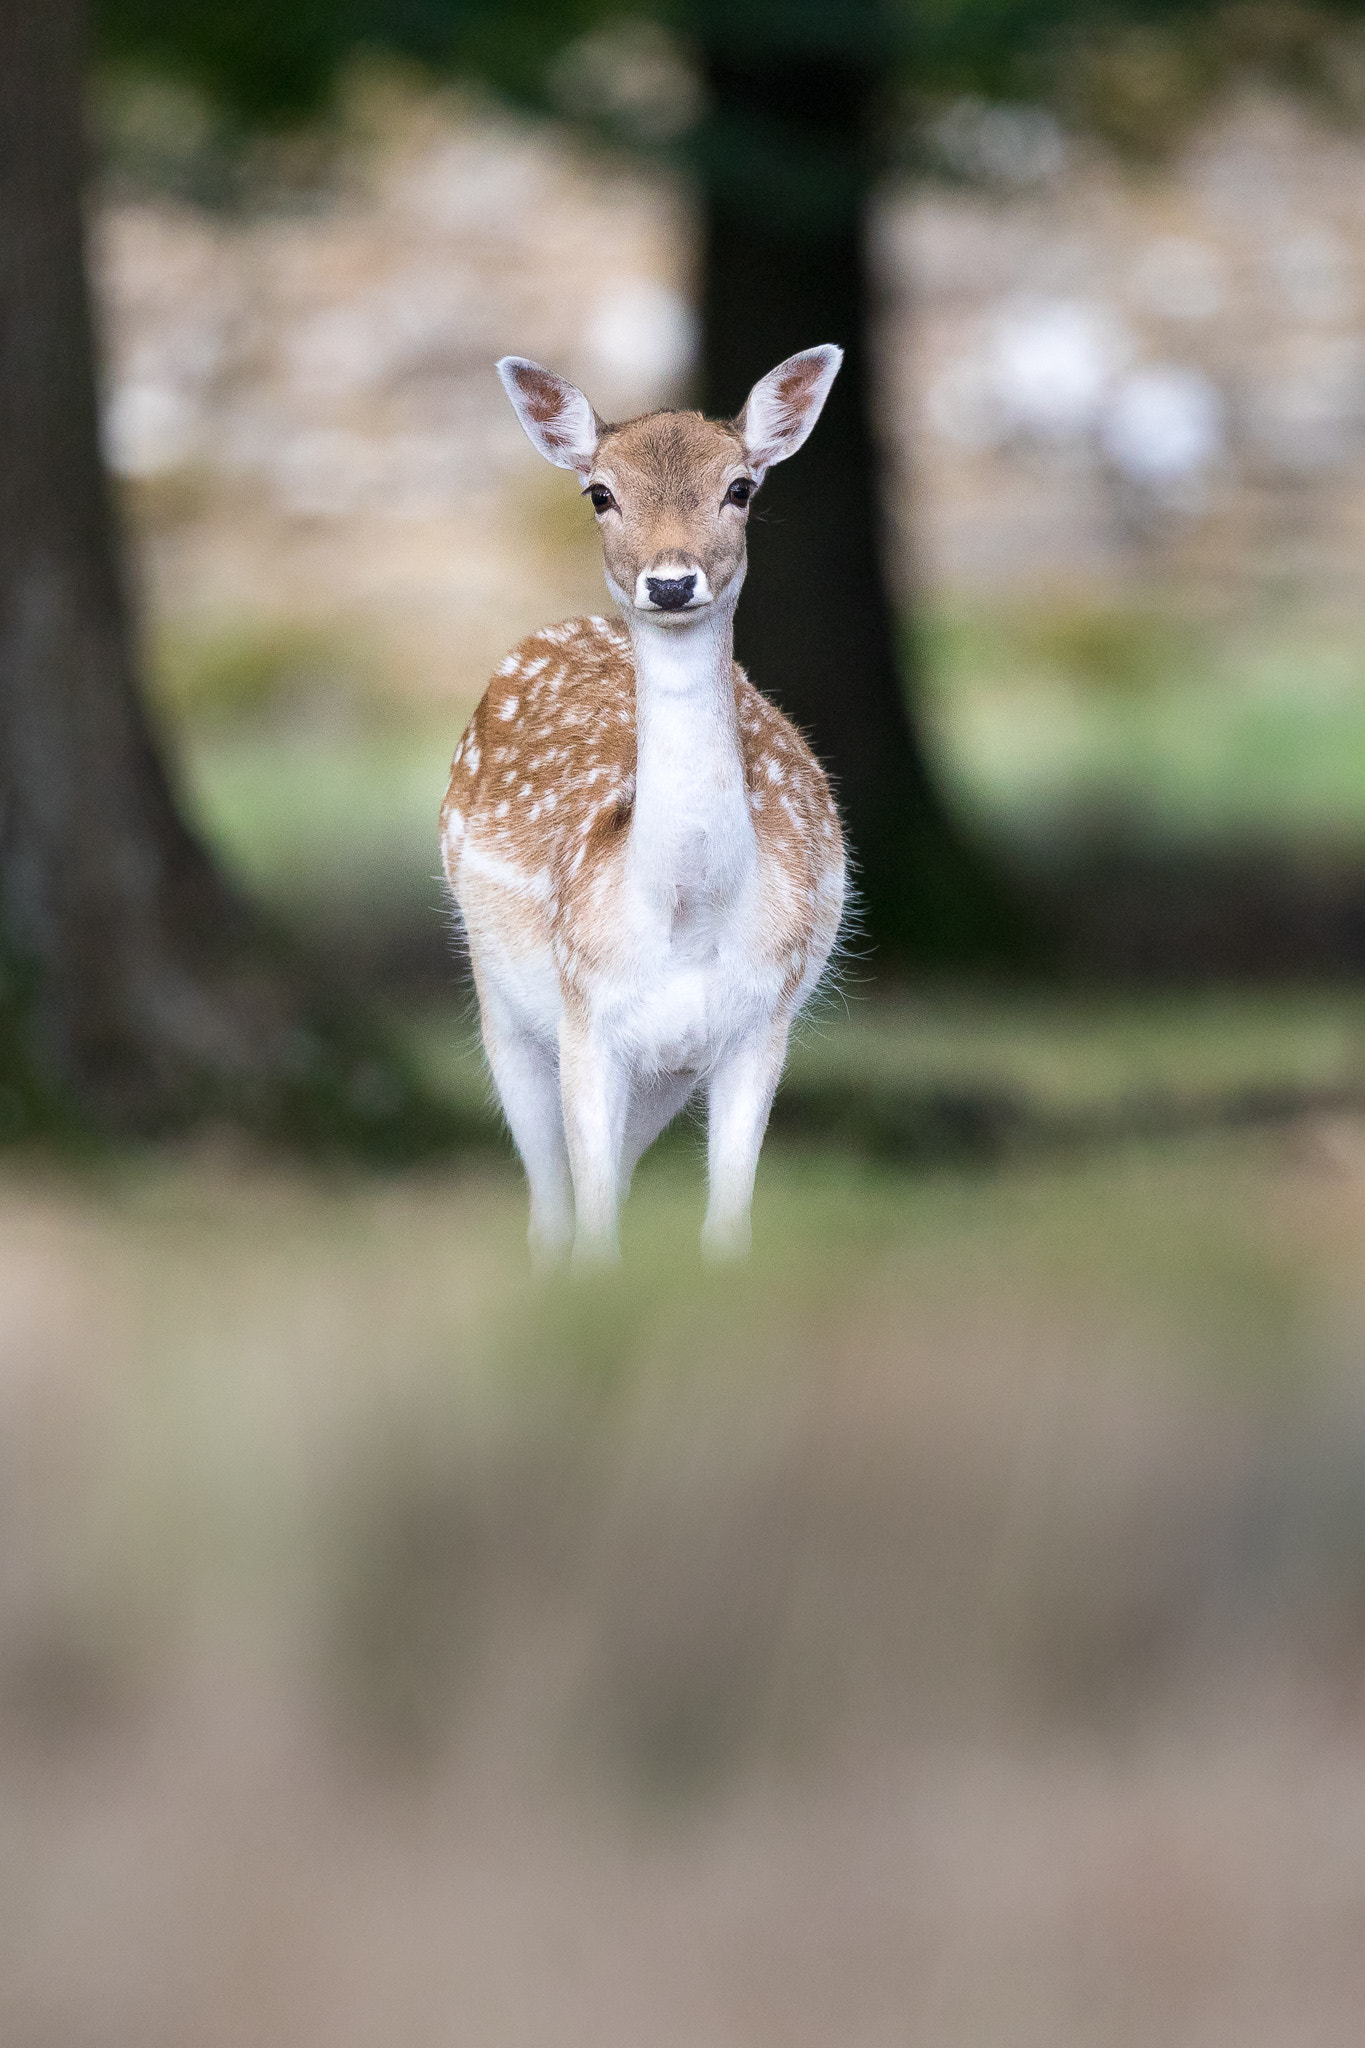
594;412;746;513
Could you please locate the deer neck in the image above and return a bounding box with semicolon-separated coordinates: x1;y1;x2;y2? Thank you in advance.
624;600;753;925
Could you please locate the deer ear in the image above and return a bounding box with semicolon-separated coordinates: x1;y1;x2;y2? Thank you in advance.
737;345;843;481
497;356;601;476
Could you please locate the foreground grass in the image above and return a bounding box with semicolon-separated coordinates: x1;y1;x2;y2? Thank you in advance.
8;1119;1365;2043
3;1124;1358;1678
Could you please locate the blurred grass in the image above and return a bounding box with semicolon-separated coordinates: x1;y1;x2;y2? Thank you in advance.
783;987;1365;1108
8;995;1365;2038
10;1116;1365;2038
924;597;1365;850
152;618;378;727
175;707;457;940
3;1120;1363;1784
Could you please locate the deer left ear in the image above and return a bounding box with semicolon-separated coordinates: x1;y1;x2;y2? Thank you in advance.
737;344;843;481
496;356;601;477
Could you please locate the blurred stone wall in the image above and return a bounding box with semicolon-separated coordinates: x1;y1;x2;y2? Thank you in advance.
888;92;1365;614
94;82;1365;712
96;85;696;710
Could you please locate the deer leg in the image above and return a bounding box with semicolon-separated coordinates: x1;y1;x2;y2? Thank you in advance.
559;1013;630;1264
480;996;573;1266
702;1018;791;1261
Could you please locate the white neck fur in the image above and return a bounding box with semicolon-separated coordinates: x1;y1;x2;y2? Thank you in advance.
623;599;755;929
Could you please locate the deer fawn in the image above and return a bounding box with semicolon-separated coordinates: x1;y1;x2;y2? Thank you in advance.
440;345;847;1263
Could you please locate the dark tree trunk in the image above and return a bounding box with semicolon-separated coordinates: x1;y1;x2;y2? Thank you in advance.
0;1;441;1150
698;18;1028;967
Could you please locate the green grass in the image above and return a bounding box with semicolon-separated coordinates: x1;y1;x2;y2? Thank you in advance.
176;710;457;937
785;987;1365;1109
925;600;1365;849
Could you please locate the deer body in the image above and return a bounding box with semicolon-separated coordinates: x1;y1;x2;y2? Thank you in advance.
441;348;846;1261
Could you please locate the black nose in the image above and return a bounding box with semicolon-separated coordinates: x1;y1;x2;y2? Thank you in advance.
645;574;697;611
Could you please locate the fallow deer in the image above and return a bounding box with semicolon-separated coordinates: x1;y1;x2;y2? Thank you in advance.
440;346;847;1263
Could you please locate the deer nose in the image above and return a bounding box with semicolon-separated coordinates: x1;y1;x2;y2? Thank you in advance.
645;574;696;611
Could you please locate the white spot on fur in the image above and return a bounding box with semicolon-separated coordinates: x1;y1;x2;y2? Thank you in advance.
496;799;510;818
460;841;552;899
465;741;480;773
498;696;519;720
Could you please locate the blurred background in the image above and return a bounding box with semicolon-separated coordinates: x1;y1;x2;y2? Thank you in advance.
10;4;1365;2041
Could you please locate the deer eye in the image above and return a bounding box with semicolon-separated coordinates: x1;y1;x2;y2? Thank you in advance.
588;484;616;514
725;478;754;508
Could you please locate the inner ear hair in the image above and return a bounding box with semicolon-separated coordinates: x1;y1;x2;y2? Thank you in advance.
738;344;843;477
496;355;601;474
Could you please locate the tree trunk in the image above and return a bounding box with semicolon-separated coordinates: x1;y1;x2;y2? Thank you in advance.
0;1;442;1150
698;20;1028;967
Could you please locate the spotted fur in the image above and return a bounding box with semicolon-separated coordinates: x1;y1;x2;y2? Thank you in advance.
441;615;842;1008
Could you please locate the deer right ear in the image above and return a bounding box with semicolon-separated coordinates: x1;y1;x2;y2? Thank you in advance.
738;344;843;482
497;357;601;477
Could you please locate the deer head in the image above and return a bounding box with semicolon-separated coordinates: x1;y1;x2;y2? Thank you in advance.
496;346;842;625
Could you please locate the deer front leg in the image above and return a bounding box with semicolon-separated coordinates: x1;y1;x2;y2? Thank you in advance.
479;989;574;1267
702;1017;791;1261
559;1010;630;1265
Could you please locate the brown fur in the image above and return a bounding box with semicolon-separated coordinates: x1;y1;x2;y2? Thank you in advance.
591;412;751;603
